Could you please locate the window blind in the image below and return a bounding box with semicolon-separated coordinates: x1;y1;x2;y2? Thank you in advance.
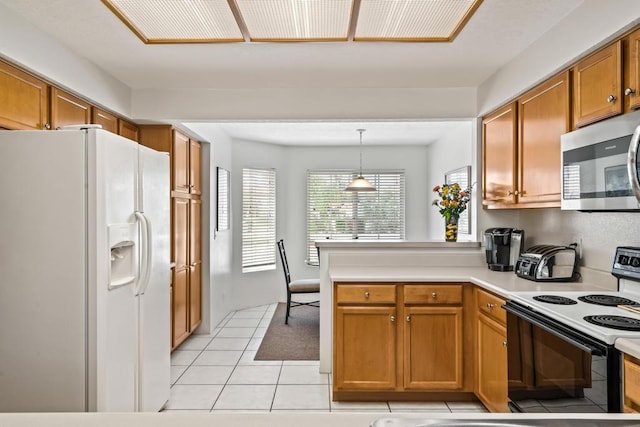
242;168;276;272
307;170;405;265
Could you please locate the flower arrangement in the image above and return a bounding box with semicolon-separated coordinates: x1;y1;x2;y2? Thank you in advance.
432;183;470;222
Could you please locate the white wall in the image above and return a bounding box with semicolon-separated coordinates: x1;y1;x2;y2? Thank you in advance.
425;122;474;240
0;3;131;117
206;138;447;312
478;0;640;115
132;87;477;122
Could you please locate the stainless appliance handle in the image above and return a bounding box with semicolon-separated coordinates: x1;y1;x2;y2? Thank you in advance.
503;302;605;356
629;124;640;202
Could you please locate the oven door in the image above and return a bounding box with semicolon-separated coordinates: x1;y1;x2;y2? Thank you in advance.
503;301;621;413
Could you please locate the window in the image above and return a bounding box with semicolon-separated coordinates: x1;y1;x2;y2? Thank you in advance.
307;170;405;265
242;168;276;272
444;166;471;235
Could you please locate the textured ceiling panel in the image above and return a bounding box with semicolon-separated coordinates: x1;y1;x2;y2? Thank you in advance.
235;0;353;41
355;0;481;41
103;0;244;42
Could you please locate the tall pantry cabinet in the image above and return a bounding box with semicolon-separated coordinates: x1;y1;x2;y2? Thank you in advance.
139;125;203;350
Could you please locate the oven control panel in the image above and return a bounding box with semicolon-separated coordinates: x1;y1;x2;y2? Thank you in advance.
612;246;640;281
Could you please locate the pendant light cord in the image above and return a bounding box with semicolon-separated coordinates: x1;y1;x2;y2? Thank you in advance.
358;128;365;176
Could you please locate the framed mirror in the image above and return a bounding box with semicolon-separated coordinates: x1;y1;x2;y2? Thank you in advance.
444;165;471;235
217;167;230;231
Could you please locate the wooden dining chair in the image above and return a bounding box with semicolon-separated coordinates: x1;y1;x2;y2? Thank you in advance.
277;239;320;324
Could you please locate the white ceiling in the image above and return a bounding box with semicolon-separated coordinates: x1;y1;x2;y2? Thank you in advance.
0;0;584;145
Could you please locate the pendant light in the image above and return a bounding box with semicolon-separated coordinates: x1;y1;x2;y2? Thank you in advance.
345;129;376;192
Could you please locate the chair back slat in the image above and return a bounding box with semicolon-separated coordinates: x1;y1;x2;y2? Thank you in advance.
277;239;291;285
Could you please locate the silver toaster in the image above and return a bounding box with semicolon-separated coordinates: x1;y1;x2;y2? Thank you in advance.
515;244;579;282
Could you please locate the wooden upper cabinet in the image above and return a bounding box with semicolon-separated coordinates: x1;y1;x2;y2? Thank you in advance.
482;102;517;207
517;71;570;206
573;40;623;128
624;28;640;112
50;87;91;129
0;61;49;130
172;130;190;194
118;119;139;142
189;140;202;196
91;107;118;133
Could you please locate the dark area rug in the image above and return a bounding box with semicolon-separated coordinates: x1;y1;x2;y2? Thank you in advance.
254;302;319;360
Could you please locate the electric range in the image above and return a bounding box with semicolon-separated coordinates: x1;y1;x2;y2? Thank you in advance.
507;246;640;345
503;247;640;413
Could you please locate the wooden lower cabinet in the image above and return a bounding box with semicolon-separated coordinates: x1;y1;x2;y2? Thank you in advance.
333;282;469;398
334;305;397;391
477;313;508;412
624;354;640;413
171;196;202;349
475;287;508;413
172;266;190;346
404;306;463;390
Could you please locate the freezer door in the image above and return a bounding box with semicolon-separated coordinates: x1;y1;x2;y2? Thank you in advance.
90;129;138;412
0;130;87;412
137;144;171;411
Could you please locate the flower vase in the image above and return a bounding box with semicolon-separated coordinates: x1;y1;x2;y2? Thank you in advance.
445;215;459;242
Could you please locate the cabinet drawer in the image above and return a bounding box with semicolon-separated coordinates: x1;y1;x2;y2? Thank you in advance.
477;288;506;326
403;284;462;305
336;284;396;304
624;355;640;410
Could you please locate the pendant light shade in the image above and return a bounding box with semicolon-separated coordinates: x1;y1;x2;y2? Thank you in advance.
345;129;376;192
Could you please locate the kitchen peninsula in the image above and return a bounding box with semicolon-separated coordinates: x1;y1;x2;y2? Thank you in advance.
316;240;618;374
315;240;640;412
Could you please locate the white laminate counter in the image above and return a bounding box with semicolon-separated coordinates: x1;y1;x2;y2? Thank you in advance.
1;411;640;427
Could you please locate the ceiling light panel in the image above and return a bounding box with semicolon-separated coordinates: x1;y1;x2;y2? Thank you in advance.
355;0;482;41
235;0;353;41
103;0;244;43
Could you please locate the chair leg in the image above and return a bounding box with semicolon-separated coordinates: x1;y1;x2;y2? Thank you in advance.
285;291;291;324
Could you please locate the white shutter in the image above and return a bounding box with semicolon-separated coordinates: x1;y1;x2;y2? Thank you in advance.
242;168;276;272
306;170;405;265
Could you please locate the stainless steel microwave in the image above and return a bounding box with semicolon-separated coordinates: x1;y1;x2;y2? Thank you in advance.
561;109;640;211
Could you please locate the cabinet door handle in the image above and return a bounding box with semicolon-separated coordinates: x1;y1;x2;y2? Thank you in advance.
431;292;437;299
406;316;411;322
607;95;617;103
390;315;395;322
43;123;51;130
364;291;370;299
486;303;495;310
503;341;508;347
625;88;636;96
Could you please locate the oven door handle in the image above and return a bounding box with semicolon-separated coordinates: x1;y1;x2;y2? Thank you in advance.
503;303;605;356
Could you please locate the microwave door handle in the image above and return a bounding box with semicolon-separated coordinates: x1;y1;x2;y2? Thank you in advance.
628;123;640;201
503;303;604;356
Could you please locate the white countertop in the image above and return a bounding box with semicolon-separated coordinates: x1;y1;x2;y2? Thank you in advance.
329;266;613;298
1;412;639;427
316;240;481;249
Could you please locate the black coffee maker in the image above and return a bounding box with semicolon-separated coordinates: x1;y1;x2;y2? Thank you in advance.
483;228;525;271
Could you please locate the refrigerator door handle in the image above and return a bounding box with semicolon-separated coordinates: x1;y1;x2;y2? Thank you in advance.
134;212;151;296
629;123;640;202
141;212;153;295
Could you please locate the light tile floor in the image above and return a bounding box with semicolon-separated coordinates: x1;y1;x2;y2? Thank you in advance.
163;303;489;413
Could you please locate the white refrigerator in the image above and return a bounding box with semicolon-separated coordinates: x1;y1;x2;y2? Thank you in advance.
0;127;170;412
